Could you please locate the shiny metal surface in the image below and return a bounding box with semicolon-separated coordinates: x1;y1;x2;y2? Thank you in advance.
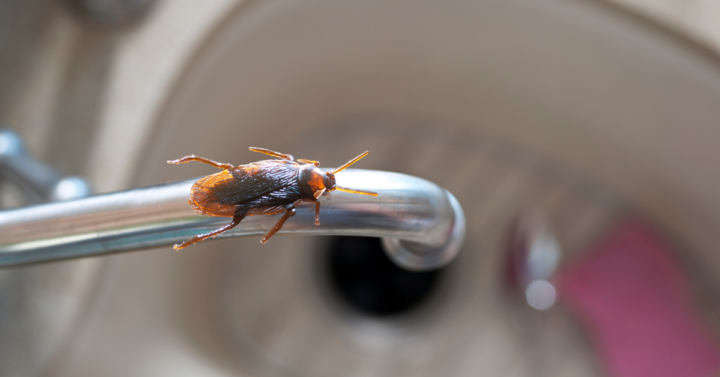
0;129;91;204
0;169;465;270
383;192;465;270
506;212;561;310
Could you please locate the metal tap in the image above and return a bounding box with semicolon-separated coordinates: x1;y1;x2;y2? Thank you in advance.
0;169;465;270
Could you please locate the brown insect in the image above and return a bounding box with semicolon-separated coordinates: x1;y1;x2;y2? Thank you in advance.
168;147;377;249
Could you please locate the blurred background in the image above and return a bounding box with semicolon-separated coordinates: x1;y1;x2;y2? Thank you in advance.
2;0;720;376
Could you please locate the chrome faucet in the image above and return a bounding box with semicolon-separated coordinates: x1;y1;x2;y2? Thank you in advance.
0;131;465;270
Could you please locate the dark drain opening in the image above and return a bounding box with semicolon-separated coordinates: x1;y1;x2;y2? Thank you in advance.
324;236;443;317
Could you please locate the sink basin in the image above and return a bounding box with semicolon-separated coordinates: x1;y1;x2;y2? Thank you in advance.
4;0;720;376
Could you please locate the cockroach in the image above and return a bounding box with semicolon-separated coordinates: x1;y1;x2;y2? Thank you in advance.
168;147;377;249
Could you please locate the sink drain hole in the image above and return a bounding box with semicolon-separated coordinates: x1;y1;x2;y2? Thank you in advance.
324;236;442;317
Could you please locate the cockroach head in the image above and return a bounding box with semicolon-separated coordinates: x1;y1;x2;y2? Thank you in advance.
324;171;337;191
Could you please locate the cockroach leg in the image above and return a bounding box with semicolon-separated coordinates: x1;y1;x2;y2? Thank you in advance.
315;201;321;225
297;159;320;167
174;214;245;250
305;198;320;225
261;206;297;243
167;155;234;170
301;198;321;225
249;147;294;161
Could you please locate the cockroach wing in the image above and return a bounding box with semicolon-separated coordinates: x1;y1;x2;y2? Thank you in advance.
190;160;302;217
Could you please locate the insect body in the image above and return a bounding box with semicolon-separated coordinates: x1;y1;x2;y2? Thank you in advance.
168;147;377;249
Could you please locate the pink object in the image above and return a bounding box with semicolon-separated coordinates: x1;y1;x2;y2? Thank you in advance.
555;221;720;377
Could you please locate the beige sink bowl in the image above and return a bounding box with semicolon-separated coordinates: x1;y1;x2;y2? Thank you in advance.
3;0;720;376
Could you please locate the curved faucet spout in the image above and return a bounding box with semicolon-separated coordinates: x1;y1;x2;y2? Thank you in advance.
0;170;465;270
